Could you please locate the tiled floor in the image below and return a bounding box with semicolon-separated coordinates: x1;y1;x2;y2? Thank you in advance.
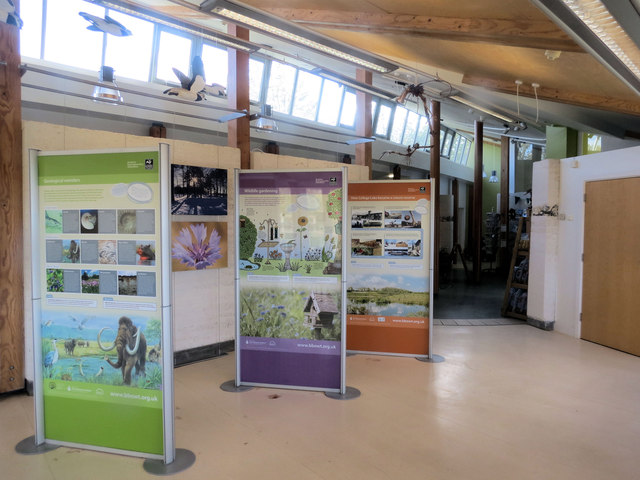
434;317;523;326
2;325;640;480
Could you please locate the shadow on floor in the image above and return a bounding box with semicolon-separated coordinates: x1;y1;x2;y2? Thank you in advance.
434;267;522;324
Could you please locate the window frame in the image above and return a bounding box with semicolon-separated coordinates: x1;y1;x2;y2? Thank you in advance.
338;88;358;129
373;100;395;139
389;105;409;144
152;25;196;85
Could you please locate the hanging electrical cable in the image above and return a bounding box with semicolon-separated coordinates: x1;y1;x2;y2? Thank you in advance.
515;79;523;116
532;82;540;123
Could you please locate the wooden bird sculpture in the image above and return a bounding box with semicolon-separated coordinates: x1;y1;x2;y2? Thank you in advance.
163;56;206;102
79;12;132;36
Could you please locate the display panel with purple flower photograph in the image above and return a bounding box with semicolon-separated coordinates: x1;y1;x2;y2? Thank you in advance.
171;221;228;271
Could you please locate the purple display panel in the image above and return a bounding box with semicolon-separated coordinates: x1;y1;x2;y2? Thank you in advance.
240;338;340;389
237;170;344;391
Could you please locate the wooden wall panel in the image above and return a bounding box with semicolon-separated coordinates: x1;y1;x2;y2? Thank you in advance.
581;177;640;356
227;25;250;169
0;20;24;393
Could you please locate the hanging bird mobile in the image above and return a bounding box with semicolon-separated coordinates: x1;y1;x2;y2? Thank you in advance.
202;82;227;97
79;11;132;36
163;56;207;102
0;0;23;28
163;56;227;101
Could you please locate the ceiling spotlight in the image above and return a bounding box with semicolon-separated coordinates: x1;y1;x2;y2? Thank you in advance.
93;66;122;104
251;104;278;131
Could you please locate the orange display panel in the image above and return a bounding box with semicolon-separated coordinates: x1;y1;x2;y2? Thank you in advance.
346;181;431;356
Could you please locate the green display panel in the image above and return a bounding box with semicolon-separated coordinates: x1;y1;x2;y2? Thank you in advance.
36;150;166;457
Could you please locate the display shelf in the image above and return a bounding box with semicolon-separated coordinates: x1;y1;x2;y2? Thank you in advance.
502;215;530;319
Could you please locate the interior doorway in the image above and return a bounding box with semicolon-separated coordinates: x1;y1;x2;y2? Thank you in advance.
581;177;640;356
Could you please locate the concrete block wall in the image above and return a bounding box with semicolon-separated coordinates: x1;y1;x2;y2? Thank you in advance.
530;145;640;337
528;159;560;330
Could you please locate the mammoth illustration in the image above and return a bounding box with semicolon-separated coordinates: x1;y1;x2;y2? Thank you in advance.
97;316;146;385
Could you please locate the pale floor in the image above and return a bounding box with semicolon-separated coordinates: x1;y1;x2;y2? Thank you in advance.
2;324;640;480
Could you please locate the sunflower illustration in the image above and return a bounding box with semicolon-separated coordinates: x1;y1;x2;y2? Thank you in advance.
298;216;308;226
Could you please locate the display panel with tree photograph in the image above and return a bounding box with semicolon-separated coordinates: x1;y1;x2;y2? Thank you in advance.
171;164;228;215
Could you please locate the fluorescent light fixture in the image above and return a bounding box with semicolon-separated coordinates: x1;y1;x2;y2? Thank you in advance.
450;95;515;123
93;66;123;104
531;0;640;95
311;69;397;99
199;0;398;73
87;0;258;52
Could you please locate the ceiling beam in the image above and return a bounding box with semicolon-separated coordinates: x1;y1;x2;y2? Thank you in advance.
262;8;582;52
463;74;640;116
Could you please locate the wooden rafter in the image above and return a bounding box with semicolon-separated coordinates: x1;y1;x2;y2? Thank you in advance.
262;8;582;52
462;74;640;116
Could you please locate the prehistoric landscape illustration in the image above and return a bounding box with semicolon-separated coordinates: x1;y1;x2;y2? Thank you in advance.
41;312;162;390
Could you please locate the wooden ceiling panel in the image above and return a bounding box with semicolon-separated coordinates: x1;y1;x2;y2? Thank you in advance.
262;8;579;52
245;0;549;20
319;29;633;97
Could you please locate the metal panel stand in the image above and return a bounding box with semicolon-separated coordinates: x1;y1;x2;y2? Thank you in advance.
220;379;253;392
143;448;196;475
15;436;59;455
325;386;361;400
416;354;445;363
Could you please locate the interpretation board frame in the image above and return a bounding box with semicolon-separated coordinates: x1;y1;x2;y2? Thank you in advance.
29;146;174;462
346;180;434;358
235;169;347;393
